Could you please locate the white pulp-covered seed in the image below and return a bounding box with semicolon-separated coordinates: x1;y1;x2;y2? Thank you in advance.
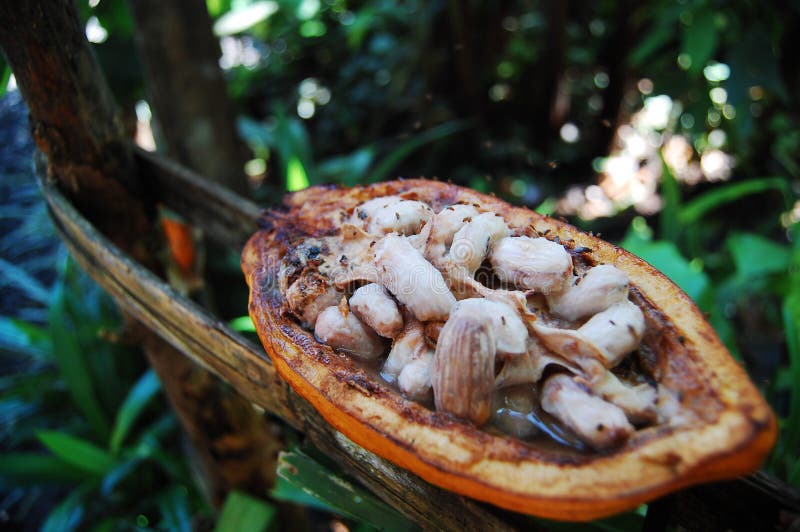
314;305;385;360
374;234;456;321
448;212;510;274
452;298;527;355
541;373;634;450
398;350;435;401
588;371;657;423
532;299;645;374
547;264;630;321
424;204;481;260
367;199;433;236
350;196;402;226
490;236;573;294
349;283;403;338
382;320;427;382
578;300;645;367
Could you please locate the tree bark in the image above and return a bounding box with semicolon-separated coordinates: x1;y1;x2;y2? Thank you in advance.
0;0;274;509
0;0;150;260
128;0;250;196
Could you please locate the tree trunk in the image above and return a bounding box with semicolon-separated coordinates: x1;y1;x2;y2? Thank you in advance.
0;0;150;260
0;0;274;509
128;0;250;196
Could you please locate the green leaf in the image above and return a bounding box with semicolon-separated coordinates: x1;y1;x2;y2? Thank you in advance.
628;24;673;67
109;369;161;452
678;177;791;226
621;233;709;304
287;156;310;191
41;482;93;532
273;450;414;532
366;121;467;183
727;233;791;280
238;110;319;189
0;60;11;98
782;290;800;454
681;8;717;74
0;256;52;304
535;197;557;216
158;486;193;532
48;281;110;438
0;316;52;359
228;315;256;333
318;147;375;186
659;155;680;243
100;455;144;495
0;452;86;486
214;491;276;532
38;430;117;476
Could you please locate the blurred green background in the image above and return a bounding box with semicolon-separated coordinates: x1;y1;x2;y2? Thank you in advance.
1;0;798;530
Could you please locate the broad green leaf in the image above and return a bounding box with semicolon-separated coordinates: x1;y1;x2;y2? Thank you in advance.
727;233;791;280
678;177;791;226
0;452;85;486
287;156;310;191
228;316;256;333
274;450;414;532
621;233;709;304
214;491;276;532
38;430;117;476
48;281;110;439
110;369;161;452
681;8;717;74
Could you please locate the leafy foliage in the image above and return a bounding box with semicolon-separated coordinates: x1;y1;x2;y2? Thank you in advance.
1;0;799;529
0;258;211;530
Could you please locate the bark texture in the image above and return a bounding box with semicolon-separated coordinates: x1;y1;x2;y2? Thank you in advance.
0;0;150;260
1;0;274;508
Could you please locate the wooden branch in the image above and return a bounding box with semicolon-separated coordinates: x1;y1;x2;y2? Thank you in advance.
42;152;800;529
39;170;526;530
141;331;281;506
1;0;276;511
136;147;262;248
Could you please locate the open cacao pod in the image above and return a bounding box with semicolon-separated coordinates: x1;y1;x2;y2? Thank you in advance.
241;179;776;521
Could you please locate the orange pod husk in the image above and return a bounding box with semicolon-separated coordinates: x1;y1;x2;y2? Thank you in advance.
161;216;196;275
241;179;776;522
